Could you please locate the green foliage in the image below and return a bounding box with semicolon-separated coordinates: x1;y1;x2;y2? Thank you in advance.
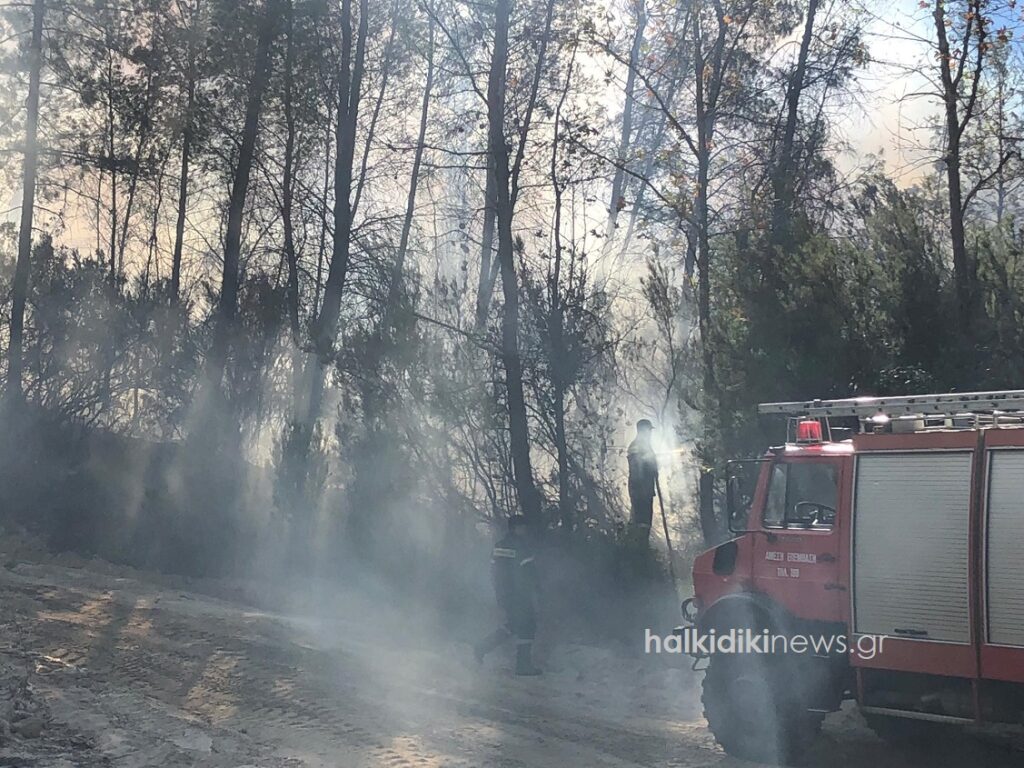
977;220;1024;383
24;237;199;430
705;172;1024;465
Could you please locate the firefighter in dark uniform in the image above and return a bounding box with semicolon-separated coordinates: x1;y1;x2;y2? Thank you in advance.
473;515;542;676
627;419;659;540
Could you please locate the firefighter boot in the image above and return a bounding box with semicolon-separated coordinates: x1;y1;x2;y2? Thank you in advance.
515;641;542;676
473;627;510;664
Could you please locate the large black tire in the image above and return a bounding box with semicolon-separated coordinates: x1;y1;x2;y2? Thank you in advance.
863;711;961;746
702;653;823;764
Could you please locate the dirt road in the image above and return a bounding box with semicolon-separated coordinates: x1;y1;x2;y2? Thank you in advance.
1;553;1022;768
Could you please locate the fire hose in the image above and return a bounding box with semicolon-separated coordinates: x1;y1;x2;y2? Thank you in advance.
655;478;679;592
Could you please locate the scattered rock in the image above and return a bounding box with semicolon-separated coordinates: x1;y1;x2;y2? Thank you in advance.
169;728;212;753
12;716;45;739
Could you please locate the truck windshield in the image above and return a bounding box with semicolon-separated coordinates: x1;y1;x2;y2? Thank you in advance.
764;462;838;528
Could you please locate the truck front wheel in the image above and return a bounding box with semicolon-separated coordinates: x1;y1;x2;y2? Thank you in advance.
702;653;822;764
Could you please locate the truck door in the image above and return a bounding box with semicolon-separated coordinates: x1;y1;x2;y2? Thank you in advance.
751;457;845;624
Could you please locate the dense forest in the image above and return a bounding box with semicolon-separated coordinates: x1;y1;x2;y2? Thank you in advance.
0;0;1021;592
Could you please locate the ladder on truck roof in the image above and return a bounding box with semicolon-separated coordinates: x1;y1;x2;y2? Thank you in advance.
758;390;1024;419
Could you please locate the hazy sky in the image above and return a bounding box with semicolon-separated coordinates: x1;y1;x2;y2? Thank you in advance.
847;0;1024;184
841;1;941;184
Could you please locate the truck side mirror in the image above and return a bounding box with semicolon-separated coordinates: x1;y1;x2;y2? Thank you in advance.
726;473;747;533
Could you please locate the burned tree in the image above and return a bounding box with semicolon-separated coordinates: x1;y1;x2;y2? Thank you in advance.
7;0;45;405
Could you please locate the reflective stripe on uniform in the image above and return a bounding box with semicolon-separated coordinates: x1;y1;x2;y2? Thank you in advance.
492;547;517;558
519;557;534;565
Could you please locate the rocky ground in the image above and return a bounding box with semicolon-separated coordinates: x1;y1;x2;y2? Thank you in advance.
1;531;1023;768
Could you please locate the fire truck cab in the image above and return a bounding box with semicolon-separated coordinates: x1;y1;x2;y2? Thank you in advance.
685;391;1024;763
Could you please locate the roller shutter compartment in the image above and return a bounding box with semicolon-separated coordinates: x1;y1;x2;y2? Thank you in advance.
986;450;1024;647
853;452;973;644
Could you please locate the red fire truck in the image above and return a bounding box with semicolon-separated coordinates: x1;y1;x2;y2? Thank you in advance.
682;391;1024;763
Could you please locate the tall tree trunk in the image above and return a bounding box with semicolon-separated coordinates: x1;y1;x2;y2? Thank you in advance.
475;0;556;330
770;0;818;241
95;172;102;255
171;89;193;301
350;16;437;530
383;18;435;318
693;0;728;545
107;82;118;283
550;53;575;533
100;52;118;419
604;0;646;244
282;0;300;345
618;101;674;259
351;0;400;221
205;0;279;394
171;0;200;303
314;118;331;314
473;170;498;331
617;0;689;258
306;0;368;427
934;0;982;322
995;58;1007;224
489;0;541;522
7;0;44;405
145;151;170;287
117;71;158;275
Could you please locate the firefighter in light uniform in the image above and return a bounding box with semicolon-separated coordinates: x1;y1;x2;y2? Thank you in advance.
473;515;542;676
627;419;659;539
